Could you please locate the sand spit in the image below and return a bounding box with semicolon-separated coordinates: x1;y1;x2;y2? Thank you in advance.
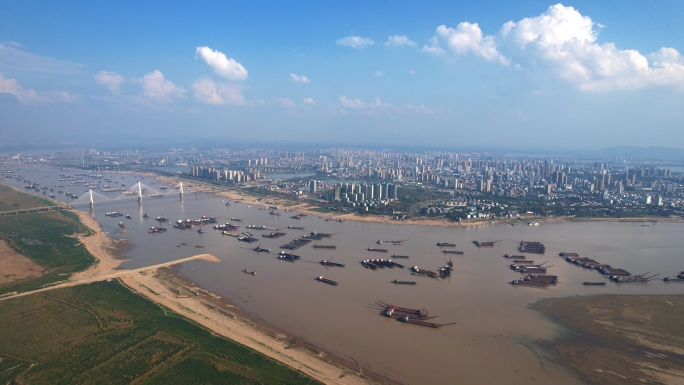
3;209;380;385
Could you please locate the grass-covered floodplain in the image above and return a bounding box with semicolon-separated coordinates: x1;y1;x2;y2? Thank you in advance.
0;280;320;385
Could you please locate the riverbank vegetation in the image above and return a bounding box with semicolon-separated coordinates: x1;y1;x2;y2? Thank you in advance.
0;186;94;295
0;184;321;384
0;281;319;385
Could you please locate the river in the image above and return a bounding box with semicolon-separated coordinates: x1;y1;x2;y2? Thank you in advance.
3;165;684;385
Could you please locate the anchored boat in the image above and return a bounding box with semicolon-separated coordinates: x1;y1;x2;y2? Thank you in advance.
377;239;408;245
313;244;337;249
320;260;345;267
316;276;338;285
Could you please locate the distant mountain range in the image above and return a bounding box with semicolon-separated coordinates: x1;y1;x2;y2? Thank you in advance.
597;146;684;161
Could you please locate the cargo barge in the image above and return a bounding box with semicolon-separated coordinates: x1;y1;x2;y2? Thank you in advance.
473;240;500;247
316;276;338;285
320;260;345;267
313;244;336;249
519;241;545;253
278;252;301;262
377;239;408;245
411;266;438;278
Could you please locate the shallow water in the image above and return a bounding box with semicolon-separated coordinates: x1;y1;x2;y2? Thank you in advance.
4;166;684;385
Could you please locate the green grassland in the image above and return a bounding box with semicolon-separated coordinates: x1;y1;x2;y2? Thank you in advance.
0;185;320;384
0;280;318;385
0;184;53;211
0;210;95;295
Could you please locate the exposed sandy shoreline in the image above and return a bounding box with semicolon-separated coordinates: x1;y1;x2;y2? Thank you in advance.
214;187;684;228
66;211;380;384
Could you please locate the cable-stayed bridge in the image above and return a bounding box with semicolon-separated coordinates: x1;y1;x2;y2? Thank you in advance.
71;181;186;207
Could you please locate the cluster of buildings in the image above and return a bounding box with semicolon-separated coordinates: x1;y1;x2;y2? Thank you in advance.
4;146;684;218
331;182;398;202
189;166;259;183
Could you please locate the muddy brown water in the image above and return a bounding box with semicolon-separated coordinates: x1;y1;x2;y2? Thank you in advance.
4;166;684;385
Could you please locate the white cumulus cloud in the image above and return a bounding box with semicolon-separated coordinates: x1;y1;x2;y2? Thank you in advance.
386;35;417;47
0;72;77;103
498;4;684;90
422;37;445;55
95;71;125;94
195;46;248;81
435;22;509;65
339;96;388;109
336;36;375;49
289;73;311;83
139;70;185;102
303;97;315;105
427;3;684;91
0;72;50;103
192;78;244;105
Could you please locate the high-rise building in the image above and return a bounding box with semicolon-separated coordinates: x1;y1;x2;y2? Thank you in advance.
388;184;398;200
374;183;383;199
309;180;316;193
364;184;374;200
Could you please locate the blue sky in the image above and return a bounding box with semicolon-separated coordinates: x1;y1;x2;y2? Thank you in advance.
1;1;683;150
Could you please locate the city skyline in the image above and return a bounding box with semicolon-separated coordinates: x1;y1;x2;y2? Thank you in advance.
1;1;684;149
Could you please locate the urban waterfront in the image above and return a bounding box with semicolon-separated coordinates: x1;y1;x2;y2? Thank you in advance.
2;166;683;384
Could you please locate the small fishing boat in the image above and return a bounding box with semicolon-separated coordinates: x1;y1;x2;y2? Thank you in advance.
582;282;606;286
242;269;257;276
391;279;416;285
398;316;456;328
